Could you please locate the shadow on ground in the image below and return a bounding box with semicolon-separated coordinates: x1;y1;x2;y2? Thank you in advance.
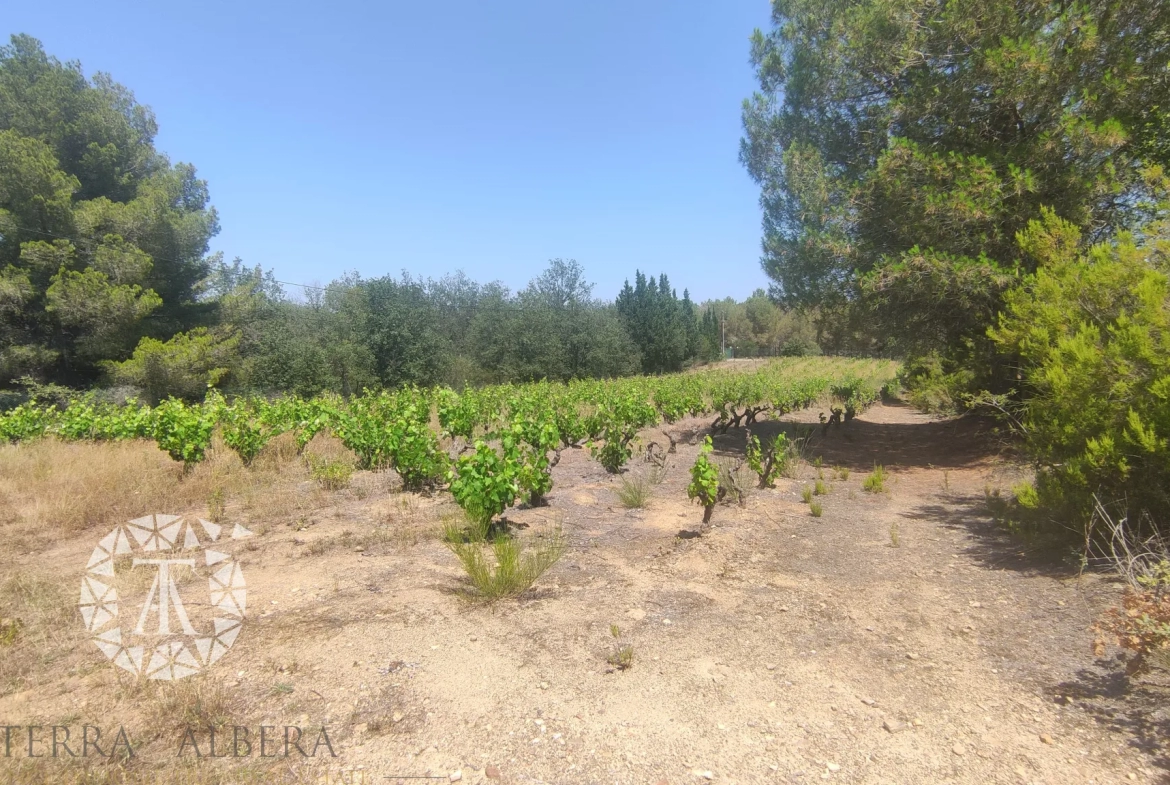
707;403;1005;471
1051;661;1170;774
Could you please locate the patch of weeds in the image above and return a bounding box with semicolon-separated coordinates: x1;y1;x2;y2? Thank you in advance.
942;469;951;493
809;501;823;517
617;474;651;509
148;679;237;736
814;479;828;496
608;645;634;671
834;466;850;481
889;521;900;547
306;454;354;490
305;529;356;556
445;523;565;601
606;624;634;671
269;682;295;697
801;485;813;504
863;464;888;493
0;616;21;646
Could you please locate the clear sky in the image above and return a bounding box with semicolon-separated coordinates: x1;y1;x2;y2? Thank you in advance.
7;1;774;301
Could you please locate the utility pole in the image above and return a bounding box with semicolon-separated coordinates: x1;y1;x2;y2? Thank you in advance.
721;315;726;358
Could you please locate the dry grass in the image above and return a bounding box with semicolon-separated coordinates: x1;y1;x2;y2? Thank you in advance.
145;677;243;737
617;473;652;509
0;572;81;694
0;433;347;537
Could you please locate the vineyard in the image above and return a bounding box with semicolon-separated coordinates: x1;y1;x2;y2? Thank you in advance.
1;355;1161;784
0;357;897;524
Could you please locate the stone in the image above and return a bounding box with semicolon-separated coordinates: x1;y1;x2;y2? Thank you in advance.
826;763;840;772
861;698;876;707
449;772;462;782
691;769;714;780
952;744;965;756
485;765;501;779
1040;733;1054;744
883;719;909;733
906;653;919;660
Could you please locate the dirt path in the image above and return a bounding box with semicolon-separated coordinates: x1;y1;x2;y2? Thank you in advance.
1;403;1166;784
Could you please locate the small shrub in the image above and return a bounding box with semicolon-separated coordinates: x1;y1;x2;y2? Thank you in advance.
801;485;813;504
814;479;827;496
863;464;888;493
607;645;634;671
606;623;633;670
687;436;720;523
617;474;651;509
1089;503;1170;675
834;466;850;480
308;456;354;490
898;351;976;415
445;527;565;601
1094;575;1170;675
809;501;823;517
448;440;520;527
745;431;791;488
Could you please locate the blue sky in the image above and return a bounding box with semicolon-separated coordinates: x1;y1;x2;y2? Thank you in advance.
8;1;774;301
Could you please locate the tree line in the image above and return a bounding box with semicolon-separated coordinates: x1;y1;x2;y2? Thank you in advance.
0;34;819;405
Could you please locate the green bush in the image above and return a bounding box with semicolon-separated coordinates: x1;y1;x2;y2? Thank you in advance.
898;352;976;414
444;524;565;601
745;431;791;488
106;328;240;404
448;441;520;527
687;436;721;523
862;464;888;493
990;209;1170;531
